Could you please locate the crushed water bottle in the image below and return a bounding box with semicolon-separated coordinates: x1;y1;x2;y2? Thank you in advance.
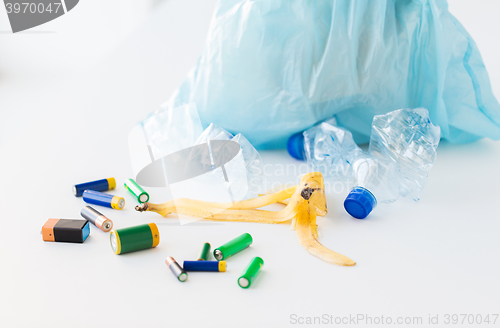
287;108;440;219
369;108;441;202
345;108;440;218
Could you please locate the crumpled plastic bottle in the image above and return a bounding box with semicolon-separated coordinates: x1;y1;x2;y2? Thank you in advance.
345;108;440;218
369;108;441;202
288;108;440;218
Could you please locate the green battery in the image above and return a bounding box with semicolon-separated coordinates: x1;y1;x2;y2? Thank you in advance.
124;179;149;203
198;242;211;261
214;233;253;261
238;257;264;289
110;223;160;254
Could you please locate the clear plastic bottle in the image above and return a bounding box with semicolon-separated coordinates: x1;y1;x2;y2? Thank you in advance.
345;108;440;218
369;108;441;201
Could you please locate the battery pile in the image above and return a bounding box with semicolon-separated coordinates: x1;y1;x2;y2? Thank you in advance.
41;177;264;289
165;234;264;288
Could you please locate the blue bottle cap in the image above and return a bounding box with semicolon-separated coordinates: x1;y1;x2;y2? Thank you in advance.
287;132;305;161
344;187;377;219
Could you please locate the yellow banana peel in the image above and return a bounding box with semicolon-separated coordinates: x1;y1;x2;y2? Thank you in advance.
135;172;355;266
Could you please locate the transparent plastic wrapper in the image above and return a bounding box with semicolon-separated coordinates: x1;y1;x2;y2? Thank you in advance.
128;103;264;223
164;0;500;149
194;123;264;199
129;103;203;176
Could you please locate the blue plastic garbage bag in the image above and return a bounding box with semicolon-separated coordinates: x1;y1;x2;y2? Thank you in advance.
163;0;500;149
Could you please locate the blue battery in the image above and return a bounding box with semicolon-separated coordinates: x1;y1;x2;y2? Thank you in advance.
183;260;226;272
82;190;125;210
73;177;116;197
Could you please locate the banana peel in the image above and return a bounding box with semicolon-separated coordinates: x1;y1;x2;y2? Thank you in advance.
135;172;355;266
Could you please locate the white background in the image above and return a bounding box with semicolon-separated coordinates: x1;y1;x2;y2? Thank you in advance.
1;1;500;327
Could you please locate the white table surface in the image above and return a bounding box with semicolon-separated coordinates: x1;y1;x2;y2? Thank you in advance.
1;1;500;327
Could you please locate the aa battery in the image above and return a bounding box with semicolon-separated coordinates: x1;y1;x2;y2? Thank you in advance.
73;177;116;197
183;261;226;272
198;242;211;261
124;179;149;203
42;219;90;243
238;257;264;289
80;206;113;232
214;233;253;261
110;223;160;255
165;257;188;282
83;190;125;210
